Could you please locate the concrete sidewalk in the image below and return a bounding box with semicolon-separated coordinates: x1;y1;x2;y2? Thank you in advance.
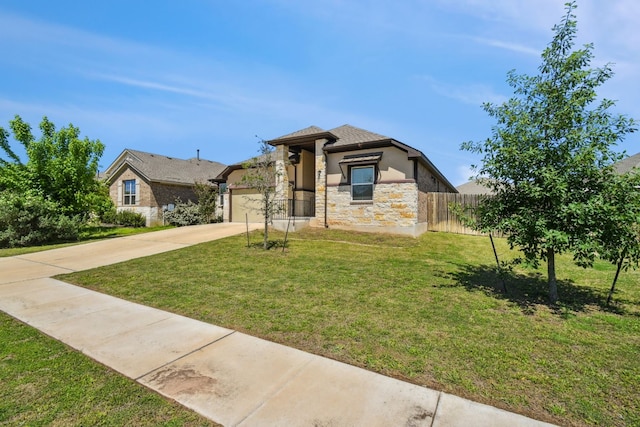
0;223;556;426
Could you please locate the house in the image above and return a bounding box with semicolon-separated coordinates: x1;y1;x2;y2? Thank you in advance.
215;124;457;236
614;152;640;175
103;149;226;226
456;179;496;195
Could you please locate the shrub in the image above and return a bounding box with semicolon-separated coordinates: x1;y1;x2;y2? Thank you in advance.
100;207;117;225
0;191;81;248
163;199;202;226
114;210;146;227
98;208;146;227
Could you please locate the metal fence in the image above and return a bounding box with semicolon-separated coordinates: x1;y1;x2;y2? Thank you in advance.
272;199;315;220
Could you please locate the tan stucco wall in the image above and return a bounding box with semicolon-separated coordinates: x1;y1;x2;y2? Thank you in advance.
325;146;414;186
298;149;316;191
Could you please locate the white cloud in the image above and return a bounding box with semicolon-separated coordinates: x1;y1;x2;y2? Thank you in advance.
419;75;507;106
470;37;540;57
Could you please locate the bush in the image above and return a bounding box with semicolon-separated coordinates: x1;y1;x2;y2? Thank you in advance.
100;207;117;225
163;199;203;226
114;210;146;227
0;191;81;248
99;208;145;227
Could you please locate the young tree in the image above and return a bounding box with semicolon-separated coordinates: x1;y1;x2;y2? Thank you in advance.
593;171;640;305
0;115;108;218
239;139;285;250
461;2;637;303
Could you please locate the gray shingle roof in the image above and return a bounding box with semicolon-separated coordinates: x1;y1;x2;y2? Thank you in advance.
274;125;326;140
106;149;226;185
326;124;391;147
614;152;640;174
456;179;496;195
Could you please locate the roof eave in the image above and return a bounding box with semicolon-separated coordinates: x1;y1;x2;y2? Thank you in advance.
322;138;395;153
267;131;338;146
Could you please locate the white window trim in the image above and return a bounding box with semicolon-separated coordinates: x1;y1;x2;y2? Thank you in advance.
123;179;137;206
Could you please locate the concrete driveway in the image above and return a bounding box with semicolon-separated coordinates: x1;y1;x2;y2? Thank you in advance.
0;223;556;426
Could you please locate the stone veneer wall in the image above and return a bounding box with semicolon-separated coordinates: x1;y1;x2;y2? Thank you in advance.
310;139;327;228
326;181;419;228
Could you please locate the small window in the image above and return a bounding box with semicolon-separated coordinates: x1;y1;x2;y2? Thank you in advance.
351;166;374;201
219;183;227;206
123;179;136;205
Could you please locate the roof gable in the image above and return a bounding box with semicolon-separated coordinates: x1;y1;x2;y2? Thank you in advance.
274;125;326;140
327;124;391;147
104;149;226;185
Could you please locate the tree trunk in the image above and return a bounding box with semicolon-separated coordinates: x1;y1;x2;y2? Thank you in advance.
607;249;626;306
547;247;558;304
489;233;506;293
263;196;269;250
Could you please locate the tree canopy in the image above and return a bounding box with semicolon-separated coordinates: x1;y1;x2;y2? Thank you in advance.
461;2;637;303
0;115;108;218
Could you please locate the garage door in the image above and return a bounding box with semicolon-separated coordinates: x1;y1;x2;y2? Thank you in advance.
230;189;264;223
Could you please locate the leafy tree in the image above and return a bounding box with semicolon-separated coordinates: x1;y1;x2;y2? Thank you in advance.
239;139;285;250
461;2;637;303
594;171;640;305
193;180;219;223
0;115;107;217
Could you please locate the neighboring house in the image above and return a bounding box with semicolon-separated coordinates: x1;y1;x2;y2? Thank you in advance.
103;149;226;226
456;179;496;195
614;152;640;175
215;124;457;236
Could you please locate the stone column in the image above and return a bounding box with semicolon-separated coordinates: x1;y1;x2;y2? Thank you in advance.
274;144;288;201
313;138;328;227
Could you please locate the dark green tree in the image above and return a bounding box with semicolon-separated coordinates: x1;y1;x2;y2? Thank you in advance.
461;2;637;303
0;115;108;217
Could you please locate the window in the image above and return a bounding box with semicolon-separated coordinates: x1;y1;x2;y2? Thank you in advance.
351;166;374;201
219;183;227;206
123;179;136;205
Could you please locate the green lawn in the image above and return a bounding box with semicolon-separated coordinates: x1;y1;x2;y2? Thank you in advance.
0;312;217;426
56;228;639;426
0;225;173;257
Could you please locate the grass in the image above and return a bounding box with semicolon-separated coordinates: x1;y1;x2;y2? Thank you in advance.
55;228;640;426
0;312;218;426
0;225;173;257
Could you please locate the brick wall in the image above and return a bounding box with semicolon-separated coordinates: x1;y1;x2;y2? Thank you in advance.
108;166;199;226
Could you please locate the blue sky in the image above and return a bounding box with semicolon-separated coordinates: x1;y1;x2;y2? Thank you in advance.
0;0;638;186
